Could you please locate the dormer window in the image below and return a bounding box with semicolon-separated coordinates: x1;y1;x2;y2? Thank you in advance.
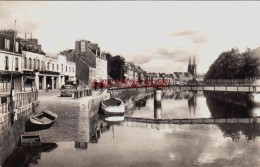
5;39;10;50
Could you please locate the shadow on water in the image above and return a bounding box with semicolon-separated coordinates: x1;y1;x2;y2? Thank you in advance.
204;91;260;142
2;143;58;167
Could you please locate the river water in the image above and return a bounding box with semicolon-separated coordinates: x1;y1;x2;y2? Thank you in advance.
2;90;260;167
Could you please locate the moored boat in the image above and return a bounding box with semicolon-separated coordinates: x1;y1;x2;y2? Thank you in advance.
29;110;58;128
101;97;125;115
20;134;42;147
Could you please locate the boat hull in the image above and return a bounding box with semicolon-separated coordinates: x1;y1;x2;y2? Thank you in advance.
101;97;125;115
26;110;58;131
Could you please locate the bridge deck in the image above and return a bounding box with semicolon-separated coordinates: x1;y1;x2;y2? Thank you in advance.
108;85;260;93
124;116;260;124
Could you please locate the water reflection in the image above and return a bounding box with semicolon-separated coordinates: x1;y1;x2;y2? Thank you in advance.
4;90;260;166
75;113;125;150
2;143;57;167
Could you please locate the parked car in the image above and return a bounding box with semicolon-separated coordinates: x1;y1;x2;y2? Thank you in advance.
61;85;76;97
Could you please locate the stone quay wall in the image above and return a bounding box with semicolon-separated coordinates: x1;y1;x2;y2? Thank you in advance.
0;92;39;165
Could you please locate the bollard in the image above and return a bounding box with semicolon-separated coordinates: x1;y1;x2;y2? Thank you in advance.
74;91;77;99
154;88;162;119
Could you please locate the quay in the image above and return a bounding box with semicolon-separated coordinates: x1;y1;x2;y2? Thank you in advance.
0;91;39;164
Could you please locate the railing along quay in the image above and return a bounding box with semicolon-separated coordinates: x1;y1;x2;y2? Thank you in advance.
0;91;38;114
124;117;260;124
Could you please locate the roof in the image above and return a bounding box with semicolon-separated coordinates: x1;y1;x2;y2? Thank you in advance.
66;48;96;68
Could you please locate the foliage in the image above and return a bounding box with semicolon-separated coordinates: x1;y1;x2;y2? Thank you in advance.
106;53;126;80
205;47;260;79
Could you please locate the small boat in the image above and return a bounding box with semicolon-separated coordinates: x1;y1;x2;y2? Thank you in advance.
101;97;125;115
20;134;42;147
29;110;58;128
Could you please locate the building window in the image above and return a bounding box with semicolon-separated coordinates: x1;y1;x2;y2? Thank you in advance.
24;57;27;68
69;67;71;72
38;60;40;70
66;66;67;72
61;64;63;72
80;41;85;53
29;58;32;69
57;64;59;71
52;64;54;71
42;61;45;70
47;62;50;70
33;59;36;69
15;41;19;52
5;56;9;70
15;58;19;71
72;67;74;73
5;39;10;50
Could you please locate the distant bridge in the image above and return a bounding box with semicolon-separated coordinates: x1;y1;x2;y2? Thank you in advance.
123;116;260;125
108;85;260;93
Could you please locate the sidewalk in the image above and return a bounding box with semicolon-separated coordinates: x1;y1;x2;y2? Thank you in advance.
38;89;61;93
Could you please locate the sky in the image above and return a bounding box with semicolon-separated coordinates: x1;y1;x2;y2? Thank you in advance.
1;1;260;73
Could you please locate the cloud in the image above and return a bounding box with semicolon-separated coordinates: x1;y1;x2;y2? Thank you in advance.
130;46;196;73
171;30;208;44
131;54;153;64
155;47;194;62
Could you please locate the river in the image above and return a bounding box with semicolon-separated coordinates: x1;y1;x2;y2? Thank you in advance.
2;90;260;167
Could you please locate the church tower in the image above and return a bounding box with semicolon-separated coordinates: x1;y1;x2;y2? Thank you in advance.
187;56;197;76
193;56;197;76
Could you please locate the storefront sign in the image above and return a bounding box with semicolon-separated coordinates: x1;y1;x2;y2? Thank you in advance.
23;71;35;76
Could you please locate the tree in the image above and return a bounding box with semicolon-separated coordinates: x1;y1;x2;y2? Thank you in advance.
107;55;126;80
205;47;260;79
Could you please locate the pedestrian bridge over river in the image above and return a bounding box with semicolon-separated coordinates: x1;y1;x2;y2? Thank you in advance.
123;116;260;126
107;79;260;93
108;85;260;93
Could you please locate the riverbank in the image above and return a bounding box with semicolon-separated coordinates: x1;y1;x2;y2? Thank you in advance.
24;90;110;143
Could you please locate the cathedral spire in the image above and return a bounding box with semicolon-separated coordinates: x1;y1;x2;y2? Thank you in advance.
193;55;196;65
189;56;191;65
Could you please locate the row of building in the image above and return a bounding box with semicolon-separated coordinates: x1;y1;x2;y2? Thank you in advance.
0;28;204;92
0;29;109;92
124;56;204;85
0;29;76;92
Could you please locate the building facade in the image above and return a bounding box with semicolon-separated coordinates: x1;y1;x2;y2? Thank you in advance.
66;40;107;86
0;29;76;92
0;30;23;92
124;62;135;80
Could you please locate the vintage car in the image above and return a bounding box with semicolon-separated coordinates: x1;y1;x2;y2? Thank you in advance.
60;85;76;97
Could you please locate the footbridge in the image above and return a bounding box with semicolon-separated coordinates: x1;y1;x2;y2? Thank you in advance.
123;116;260;125
107;79;260;93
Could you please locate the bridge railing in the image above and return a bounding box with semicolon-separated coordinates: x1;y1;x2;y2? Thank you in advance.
202;79;257;86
